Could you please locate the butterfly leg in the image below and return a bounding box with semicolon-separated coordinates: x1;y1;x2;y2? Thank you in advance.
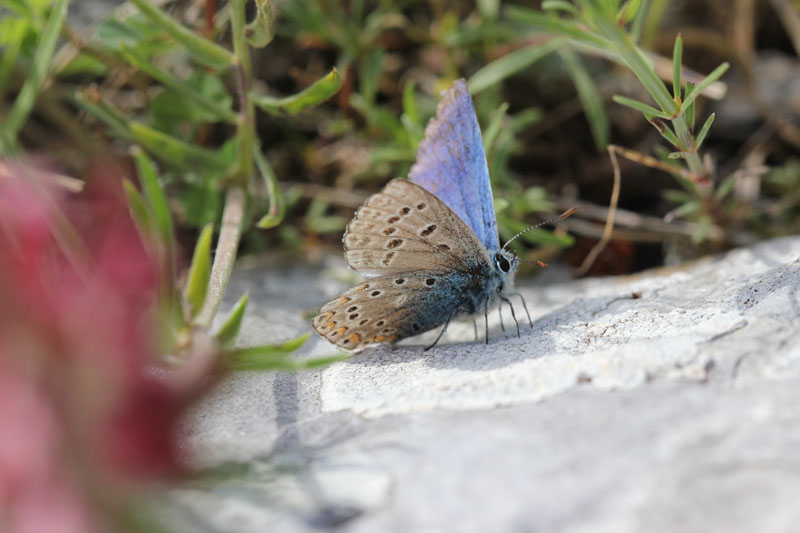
498;304;506;333
509;292;533;327
424;307;457;351
472;319;478;341
500;296;520;338
484;298;490;345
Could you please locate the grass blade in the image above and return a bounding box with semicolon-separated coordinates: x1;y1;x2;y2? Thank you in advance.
672;34;682;100
694;112;715;149
123;180;152;237
130;123;229;172
215;293;249;347
559;47;610;150
132;147;174;250
129;0;233;69
469;39;563;95
3;0;69;146
185;224;214;317
612;95;672;119
120;48;237;122
680;63;730;115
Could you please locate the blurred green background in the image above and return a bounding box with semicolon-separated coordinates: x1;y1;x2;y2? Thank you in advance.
3;0;800;277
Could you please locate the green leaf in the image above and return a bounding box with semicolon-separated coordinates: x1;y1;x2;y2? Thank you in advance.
468;39;563;95
505;6;614;50
245;0;275;47
132;147;175;249
123;180;152;237
2;0;68;148
254;146;285;228
618;0;644;23
541;1;579;16
225;333;320;371
130;122;230;172
680;62;730;116
694;112;715;149
559;47;609;151
120;47;237;123
185;224;213;317
128;0;233;69
612;95;672;119
685;82;696;130
215;293;248;347
648;117;680;147
252;68;342;115
672;35;682;100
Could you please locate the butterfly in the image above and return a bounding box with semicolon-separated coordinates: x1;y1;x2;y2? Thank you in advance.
312;79;574;351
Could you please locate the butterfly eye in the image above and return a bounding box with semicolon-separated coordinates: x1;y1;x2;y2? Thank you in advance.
496;253;511;273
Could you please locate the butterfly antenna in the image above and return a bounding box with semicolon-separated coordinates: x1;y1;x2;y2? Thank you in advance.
502;207;578;252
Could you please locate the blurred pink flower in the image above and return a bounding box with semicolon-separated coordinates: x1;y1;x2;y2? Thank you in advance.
0;163;205;532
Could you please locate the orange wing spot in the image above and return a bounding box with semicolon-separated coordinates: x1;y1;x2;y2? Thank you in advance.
356;285;368;292
348;333;361;345
339;296;351;304
324;321;337;330
335;327;348;336
374;334;397;343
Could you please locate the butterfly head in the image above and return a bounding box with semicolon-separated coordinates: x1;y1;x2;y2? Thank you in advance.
492;249;519;294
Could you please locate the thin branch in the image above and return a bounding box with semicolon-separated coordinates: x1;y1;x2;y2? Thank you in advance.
575;144;621;276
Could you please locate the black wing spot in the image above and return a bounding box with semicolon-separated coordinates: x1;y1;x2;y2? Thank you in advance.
420;224;437;237
400;206;411;215
386;238;403;249
359;319;369;326
371;290;382;297
387;216;400;224
416;202;427;211
376;320;386;327
383;227;397;235
394;278;406;285
347;306;358;312
425;278;436;286
382;251;396;266
437;243;450;251
349;313;359;320
412;323;421;332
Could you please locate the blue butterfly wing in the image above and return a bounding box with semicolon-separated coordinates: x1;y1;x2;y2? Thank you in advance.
409;79;499;252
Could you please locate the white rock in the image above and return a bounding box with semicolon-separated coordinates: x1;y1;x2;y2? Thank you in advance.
171;236;800;533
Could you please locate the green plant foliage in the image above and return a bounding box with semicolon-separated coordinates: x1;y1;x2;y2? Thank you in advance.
253;68;342;115
215;293;249;348
185;224;214;318
224;333;347;371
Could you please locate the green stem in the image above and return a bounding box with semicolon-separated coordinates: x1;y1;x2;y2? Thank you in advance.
231;0;255;185
194;0;254;328
194;186;246;328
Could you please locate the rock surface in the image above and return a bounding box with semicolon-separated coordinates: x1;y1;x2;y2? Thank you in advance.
167;236;800;532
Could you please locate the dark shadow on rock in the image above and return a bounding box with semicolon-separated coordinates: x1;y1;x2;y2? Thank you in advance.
342;292;647;371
